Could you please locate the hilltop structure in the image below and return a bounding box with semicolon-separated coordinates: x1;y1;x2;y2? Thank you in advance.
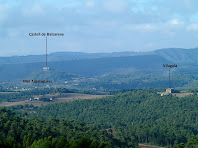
43;67;50;71
166;88;175;94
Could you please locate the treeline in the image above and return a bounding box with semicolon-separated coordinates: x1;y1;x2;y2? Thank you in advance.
78;74;198;89
0;108;125;148
27;90;198;147
25;70;80;83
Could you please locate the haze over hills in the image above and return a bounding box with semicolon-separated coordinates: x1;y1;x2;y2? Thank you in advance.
0;47;197;64
0;48;197;81
0;55;170;81
0;51;139;65
155;48;198;64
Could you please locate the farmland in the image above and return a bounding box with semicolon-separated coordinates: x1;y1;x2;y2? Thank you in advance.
0;93;110;107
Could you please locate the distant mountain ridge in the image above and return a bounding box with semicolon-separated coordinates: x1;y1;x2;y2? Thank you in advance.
0;48;198;81
0;55;170;80
0;51;139;65
0;48;197;65
154;48;198;64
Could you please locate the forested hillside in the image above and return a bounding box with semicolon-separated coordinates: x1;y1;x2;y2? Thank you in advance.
28;90;198;147
1;48;198;65
24;70;80;84
2;48;198;81
0;51;138;65
78;74;198;89
2;48;198;89
0;55;169;80
154;48;198;64
0;108;124;148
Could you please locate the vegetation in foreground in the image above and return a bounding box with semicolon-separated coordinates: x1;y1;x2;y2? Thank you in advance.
19;90;198;147
0;108;124;148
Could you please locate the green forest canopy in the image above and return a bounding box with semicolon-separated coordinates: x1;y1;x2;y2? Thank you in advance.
28;90;198;147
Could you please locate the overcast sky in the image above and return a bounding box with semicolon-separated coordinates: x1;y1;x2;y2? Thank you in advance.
1;0;198;56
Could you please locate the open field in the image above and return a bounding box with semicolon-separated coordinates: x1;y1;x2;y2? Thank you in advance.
55;93;110;102
0;92;19;94
138;144;165;148
157;92;194;97
0;93;111;107
171;92;193;97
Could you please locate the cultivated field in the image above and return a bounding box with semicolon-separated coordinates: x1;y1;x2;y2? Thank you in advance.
138;144;165;148
0;93;111;107
0;92;19;94
157;92;193;97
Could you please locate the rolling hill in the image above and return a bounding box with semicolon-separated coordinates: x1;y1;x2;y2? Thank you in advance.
0;48;198;81
0;55;170;80
154;48;198;64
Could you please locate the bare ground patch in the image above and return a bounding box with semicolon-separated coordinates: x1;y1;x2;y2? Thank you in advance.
0;93;111;107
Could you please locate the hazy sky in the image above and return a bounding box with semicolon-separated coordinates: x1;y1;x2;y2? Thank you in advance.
1;0;198;56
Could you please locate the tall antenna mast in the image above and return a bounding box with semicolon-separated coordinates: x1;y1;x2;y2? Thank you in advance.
46;36;47;67
43;36;49;71
163;64;177;88
169;68;171;88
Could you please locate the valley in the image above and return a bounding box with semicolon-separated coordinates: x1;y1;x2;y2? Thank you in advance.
1;48;198;148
